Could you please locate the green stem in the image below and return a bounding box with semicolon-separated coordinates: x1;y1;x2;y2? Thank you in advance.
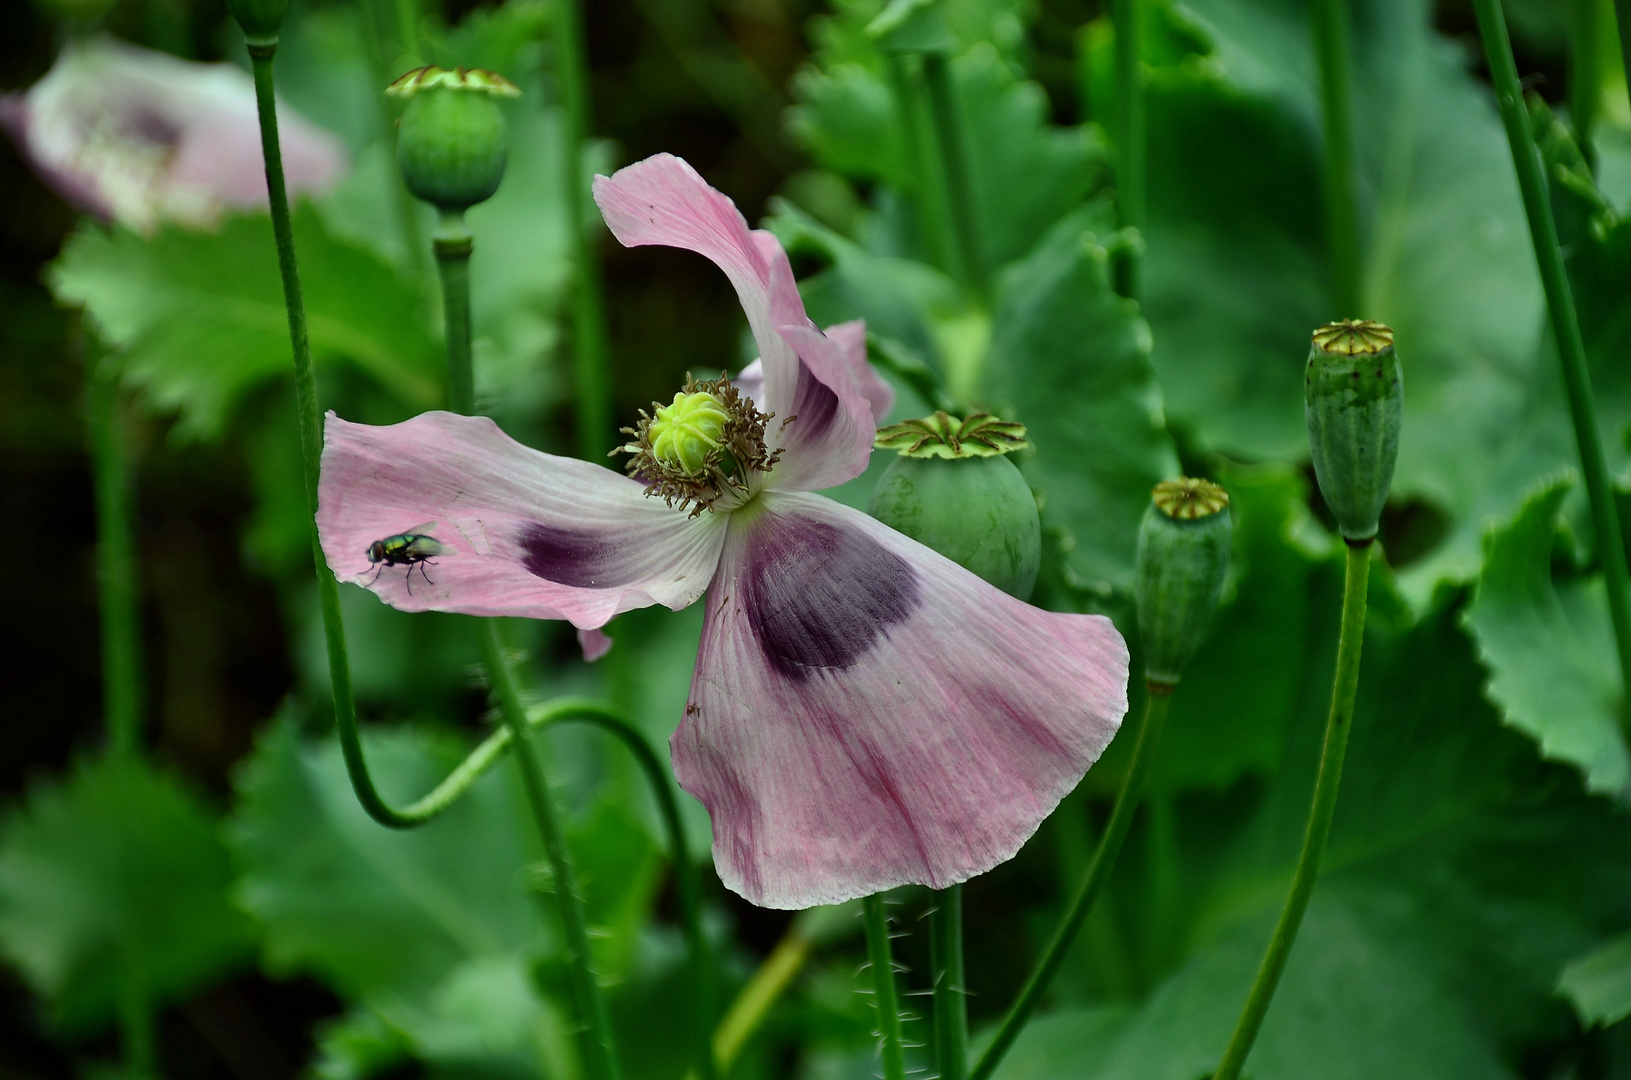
1112;0;1145;300
482;623;622;1080
862;894;909;1080
88;356;143;757
118;962;154;1078
1570;0;1602;158
930;884;968;1080
1312;0;1361;315
888;53;957;278
1615;0;1631;120
392;0;419;66
1472;0;1631;723
702;917;814;1076
248;44;374;830
969;688;1172;1080
1212;542;1371;1080
434;209;474;413
922;52;984;298
555;0;613;459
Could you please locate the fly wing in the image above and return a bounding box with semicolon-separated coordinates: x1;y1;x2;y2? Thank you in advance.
402;534;446;558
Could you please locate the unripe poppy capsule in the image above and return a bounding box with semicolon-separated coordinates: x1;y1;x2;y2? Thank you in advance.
1136;477;1231;688
1304;319;1402;544
387;66;520;211
225;0;288;46
869;412;1040;600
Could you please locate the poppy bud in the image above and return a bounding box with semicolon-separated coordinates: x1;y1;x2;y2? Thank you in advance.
1136;478;1231;688
387;66;520;211
869;412;1040;600
1304;319;1401;543
225;0;287;46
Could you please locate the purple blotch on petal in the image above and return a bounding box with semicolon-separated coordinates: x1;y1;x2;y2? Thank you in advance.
518;523;625;588
742;518;920;681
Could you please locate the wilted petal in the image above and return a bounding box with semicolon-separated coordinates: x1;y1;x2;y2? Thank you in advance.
674;491;1129;909
593;155;878;491
317;412;727;628
0;37;346;233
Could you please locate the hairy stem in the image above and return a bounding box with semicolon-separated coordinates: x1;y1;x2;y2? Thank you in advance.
1312;0;1361;315
1112;0;1145;300
555;0;613;459
1212;542;1371;1080
970;688;1173;1080
1472;0;1631;723
862;894;909;1080
931;884;968;1080
481;623;622;1080
88;356;144;757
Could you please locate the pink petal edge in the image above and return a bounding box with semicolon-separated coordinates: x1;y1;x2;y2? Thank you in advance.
592;154;879;492
674;490;1130;909
316;411;727;627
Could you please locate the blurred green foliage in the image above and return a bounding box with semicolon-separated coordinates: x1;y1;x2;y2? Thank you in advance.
6;0;1631;1076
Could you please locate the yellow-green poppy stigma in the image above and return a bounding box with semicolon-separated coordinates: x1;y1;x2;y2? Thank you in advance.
650;391;732;475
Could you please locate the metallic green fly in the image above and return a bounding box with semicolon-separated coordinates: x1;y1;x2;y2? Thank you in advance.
364;523;445;594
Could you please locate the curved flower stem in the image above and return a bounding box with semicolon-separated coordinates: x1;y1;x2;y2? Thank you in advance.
862;894;909;1080
921;52;984;299
480;623;622;1080
1311;0;1360;315
1212;541;1370;1080
930;883;968;1080
246;43;378;829
88;354;144;757
555;0;613;459
969;686;1173;1080
1471;0;1631;721
1111;0;1144;300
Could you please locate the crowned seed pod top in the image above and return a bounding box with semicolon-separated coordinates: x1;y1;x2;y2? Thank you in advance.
1136;478;1232;688
1304;319;1402;543
868;411;1040;600
225;0;288;46
387;66;520;211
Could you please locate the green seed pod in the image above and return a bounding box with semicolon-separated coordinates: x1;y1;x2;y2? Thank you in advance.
1304;319;1402;543
1136;478;1232;688
387;67;520;211
869;412;1040;600
224;0;288;46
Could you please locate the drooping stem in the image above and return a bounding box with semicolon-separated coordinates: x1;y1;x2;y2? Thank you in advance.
969;687;1172;1080
1311;0;1360;315
247;44;373;824
1212;542;1371;1080
481;622;622;1080
555;0;613;459
88;356;144;757
930;884;968;1080
434;209;475;413
922;51;984;298
1471;0;1631;721
862;894;909;1080
1111;0;1145;300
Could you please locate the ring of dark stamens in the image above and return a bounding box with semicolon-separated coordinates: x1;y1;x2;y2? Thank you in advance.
613;375;783;517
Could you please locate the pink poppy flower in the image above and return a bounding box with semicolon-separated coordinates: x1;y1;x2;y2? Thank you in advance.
0;37;347;233
315;154;1129;909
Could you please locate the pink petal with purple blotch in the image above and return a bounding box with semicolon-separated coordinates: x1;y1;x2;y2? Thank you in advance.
674;491;1130;909
1;37;346;233
592;155;878;492
317;412;728;627
732;319;893;426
